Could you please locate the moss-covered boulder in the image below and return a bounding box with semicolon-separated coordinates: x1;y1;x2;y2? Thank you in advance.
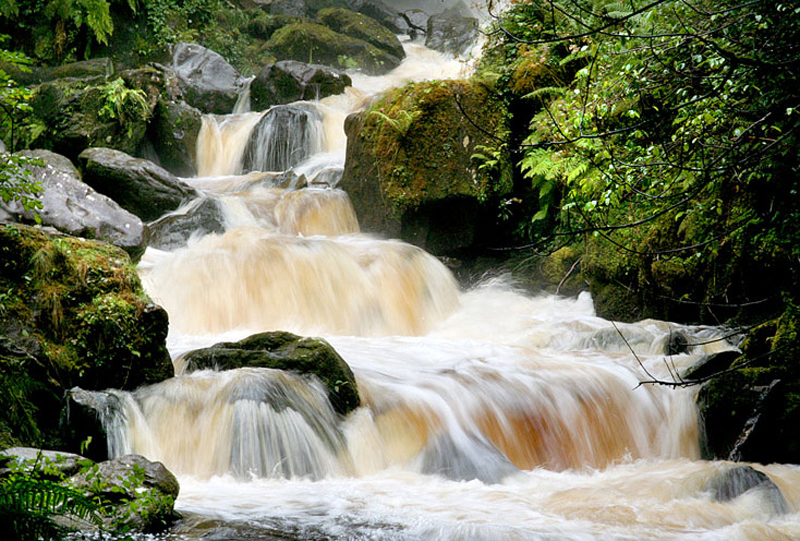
0;225;173;450
339;78;512;255
317;8;405;60
27;72;158;163
697;310;800;463
177;331;360;416
264;22;401;75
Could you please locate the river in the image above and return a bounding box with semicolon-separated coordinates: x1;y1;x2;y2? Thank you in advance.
107;42;800;540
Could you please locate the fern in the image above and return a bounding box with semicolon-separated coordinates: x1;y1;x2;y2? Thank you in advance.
0;455;104;540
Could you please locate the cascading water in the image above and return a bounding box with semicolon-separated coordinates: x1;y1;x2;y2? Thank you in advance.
110;43;800;540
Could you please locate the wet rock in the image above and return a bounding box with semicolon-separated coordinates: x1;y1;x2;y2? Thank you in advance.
242;104;324;173
0;447;87;479
420;432;518;484
425;5;479;57
70;454;180;532
706;465;790;514
340;79;511;255
170;43;245;114
145;196;227;251
665;331;690;356
318;7;405;60
149;98;203;177
402;9;429;39
683;350;740;381
178;331;360;415
78;147;198;222
28;76;149;161
265;22;402;75
0;149;145;259
251;60;352;110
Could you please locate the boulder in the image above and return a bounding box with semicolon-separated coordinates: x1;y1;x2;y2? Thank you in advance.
145;196;227;251
241;104;324;172
149;98;203;177
340;79;512;255
0;150;145;259
70;454;180;532
0;224;173;450
2;58;114;86
170;43;245;115
345;0;409;35
28;76;151;161
265;22;402;75
317;7;405;60
178;331;360;415
402;9;429;40
0;447;87;479
261;0;307;15
250;60;352;110
706;465;790;514
78;147;199;222
697;312;800;463
425;6;479;57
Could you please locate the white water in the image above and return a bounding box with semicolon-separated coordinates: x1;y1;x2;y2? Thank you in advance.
122;43;800;540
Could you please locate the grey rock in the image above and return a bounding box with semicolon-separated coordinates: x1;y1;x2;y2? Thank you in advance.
170;43;245;114
0;149;145;259
251;60;351;111
78;147;198;222
145;196;226;251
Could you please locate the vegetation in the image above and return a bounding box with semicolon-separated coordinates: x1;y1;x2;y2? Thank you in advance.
478;0;800;323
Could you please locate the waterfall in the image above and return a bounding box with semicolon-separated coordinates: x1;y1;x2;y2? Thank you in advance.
121;43;800;540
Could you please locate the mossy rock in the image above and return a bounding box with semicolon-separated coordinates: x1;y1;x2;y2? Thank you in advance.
697;310;800;463
0;225;172;449
340;78;512;254
264;22;401;75
29;76;153;162
178;331;360;416
317;8;405;60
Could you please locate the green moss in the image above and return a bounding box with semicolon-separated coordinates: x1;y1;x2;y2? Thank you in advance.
265;22;399;74
317;8;404;59
0;224;172;449
360;79;511;211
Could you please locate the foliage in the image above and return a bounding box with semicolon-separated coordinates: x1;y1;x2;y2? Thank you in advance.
480;0;800;321
98;77;149;137
0;453;103;541
0;37;43;214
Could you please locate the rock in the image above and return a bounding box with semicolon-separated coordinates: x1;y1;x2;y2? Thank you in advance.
706;465;790;514
419;433;518;484
340;79;512;255
0;149;145;259
64;388;122;462
262;0;307;15
241;104;324;172
170;43;245;115
145;196;227;251
425;6;479;57
250;60;352;110
149;98;203;177
345;0;409;35
402;9;429;39
318;8;405;60
78;147;198;222
70;454;180;532
1;58;114;86
0;447;87;479
265;22;402;75
178;331;360;415
28;76;150;161
697;312;800;464
683;350;740;381
0;224;173;450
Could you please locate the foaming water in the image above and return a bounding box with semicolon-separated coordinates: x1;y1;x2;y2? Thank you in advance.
124;40;800;541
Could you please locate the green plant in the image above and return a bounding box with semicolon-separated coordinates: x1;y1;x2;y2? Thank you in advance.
0;453;103;541
98;77;149;137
